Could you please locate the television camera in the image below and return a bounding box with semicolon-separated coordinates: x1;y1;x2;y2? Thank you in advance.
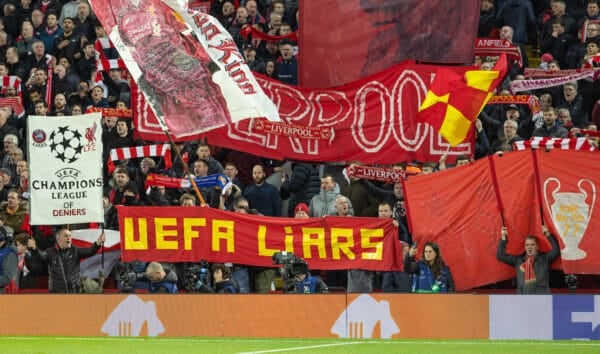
114;261;147;293
272;251;309;293
183;261;214;293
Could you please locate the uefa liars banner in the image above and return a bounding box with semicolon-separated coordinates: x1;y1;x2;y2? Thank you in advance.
299;0;480;87
204;63;474;164
404;150;600;290
117;206;402;271
28;114;104;224
89;0;279;139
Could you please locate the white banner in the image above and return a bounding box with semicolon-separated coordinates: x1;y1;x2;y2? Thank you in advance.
28;113;104;224
162;0;280;122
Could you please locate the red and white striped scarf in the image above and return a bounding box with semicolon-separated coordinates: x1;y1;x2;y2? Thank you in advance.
513;137;596;151
0;97;25;117
107;144;172;173
0;75;22;100
94;58;127;82
95;37;112;60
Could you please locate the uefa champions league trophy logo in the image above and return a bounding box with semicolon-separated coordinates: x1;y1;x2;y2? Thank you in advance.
544;178;596;260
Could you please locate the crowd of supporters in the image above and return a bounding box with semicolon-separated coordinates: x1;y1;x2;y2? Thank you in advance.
0;0;599;293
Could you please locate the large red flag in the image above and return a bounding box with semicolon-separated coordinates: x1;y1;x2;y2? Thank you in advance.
205;62;473;164
404;158;509;291
406;150;600;290
536;149;600;274
299;0;481;87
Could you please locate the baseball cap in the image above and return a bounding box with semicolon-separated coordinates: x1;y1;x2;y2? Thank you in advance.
507;104;519;110
294;203;309;216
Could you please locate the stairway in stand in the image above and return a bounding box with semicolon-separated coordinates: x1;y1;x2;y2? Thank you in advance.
526;44;540;68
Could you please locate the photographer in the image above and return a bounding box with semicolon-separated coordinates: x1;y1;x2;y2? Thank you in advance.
293;268;329;294
29;227;105;293
145;262;178;294
211;263;239;293
0;226;17;293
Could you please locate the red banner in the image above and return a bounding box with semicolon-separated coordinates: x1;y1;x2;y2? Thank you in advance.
299;0;480;88
117;206;402;271
205;62;473;164
405;150;600;290
536;150;600;274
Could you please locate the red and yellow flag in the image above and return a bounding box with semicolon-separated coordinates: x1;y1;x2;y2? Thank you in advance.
418;55;507;146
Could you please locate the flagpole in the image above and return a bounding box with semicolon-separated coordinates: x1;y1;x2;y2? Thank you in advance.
144;91;208;206
99;223;105;289
161;128;208;206
530;148;546;227
487;155;506;227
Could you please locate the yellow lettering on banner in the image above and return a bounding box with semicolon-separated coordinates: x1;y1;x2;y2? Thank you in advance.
330;228;355;260
124;217;148;250
183;218;206;250
361;228;384;260
302;227;326;259
257;225;278;256
212;219;235;252
155;218;178;249
284;226;294;253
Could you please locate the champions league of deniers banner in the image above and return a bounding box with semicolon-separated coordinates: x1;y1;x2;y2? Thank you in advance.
28;113;104;225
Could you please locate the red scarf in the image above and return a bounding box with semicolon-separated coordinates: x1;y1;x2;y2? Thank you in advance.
520;256;537;285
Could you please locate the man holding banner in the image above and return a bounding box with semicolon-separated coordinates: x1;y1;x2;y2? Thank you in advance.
29;227;105;293
497;225;560;294
28;112;106;291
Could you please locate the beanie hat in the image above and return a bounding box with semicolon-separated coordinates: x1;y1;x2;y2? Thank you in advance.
540;53;553;63
294;203;309;216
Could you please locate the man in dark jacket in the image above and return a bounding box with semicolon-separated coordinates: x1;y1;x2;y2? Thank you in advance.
497;225;560;294
29;227;105;293
280;162;321;216
145;261;178;293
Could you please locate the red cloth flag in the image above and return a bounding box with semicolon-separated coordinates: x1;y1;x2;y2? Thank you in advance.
535;149;600;274
202;62;474;164
117;206;402;271
404;158;510;291
418;55;507;146
405;149;600;290
299;0;481;87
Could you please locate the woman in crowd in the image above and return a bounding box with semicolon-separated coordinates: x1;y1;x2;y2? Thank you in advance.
404;241;455;293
